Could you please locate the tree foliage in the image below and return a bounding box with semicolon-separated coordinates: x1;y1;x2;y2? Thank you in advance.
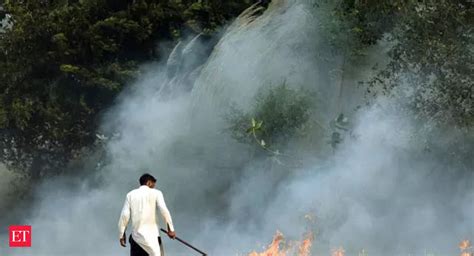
332;0;473;127
317;0;401;57
0;0;251;177
378;1;473;127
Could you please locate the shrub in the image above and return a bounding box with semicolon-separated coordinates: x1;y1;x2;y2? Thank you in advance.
228;84;313;153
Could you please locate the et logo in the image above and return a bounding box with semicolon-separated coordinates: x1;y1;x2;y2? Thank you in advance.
9;225;32;247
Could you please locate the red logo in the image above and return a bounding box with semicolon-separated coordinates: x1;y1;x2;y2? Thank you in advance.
9;225;32;247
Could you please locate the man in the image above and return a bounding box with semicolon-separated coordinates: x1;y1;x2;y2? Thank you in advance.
118;173;176;256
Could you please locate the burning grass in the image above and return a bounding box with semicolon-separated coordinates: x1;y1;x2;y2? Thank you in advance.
248;231;313;256
460;240;473;256
247;232;472;256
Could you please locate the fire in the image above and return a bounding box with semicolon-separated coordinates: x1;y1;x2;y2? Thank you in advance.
460;240;473;256
460;240;472;251
298;236;313;256
248;232;472;256
248;231;313;256
248;231;286;256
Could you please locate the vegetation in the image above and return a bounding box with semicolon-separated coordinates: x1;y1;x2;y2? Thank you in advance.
375;1;473;128
318;0;473;174
331;0;473;128
317;0;401;57
0;0;472;177
228;84;313;155
0;0;251;177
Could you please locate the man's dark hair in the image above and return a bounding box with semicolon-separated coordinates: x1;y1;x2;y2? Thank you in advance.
139;173;156;185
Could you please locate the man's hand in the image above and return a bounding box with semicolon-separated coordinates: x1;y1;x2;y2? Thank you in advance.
120;237;126;247
167;230;176;239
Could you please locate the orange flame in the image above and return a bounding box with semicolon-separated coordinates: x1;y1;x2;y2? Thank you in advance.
460;239;473;256
460;240;472;251
248;233;472;256
248;231;286;256
298;235;313;256
248;231;313;256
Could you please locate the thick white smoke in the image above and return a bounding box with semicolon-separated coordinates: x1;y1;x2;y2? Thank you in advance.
206;98;473;255
0;0;471;255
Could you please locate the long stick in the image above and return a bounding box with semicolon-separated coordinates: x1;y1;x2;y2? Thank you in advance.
160;228;207;256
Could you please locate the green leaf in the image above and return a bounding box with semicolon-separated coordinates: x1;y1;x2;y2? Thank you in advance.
60;64;81;73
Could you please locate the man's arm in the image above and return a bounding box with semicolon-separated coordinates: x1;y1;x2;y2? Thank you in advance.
118;194;131;247
156;191;176;238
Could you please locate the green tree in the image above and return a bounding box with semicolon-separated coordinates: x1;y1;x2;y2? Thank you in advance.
318;0;403;57
329;0;473;127
326;0;473;174
375;0;473;128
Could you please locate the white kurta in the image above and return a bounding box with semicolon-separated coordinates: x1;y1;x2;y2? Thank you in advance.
118;185;175;256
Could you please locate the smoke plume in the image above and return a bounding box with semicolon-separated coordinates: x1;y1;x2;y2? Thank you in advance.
0;0;471;255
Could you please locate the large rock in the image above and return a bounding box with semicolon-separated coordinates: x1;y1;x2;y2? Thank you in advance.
191;0;327;115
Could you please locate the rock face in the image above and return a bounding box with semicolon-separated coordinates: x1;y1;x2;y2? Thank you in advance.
162;0;372;126
190;0;328;116
158;33;215;97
